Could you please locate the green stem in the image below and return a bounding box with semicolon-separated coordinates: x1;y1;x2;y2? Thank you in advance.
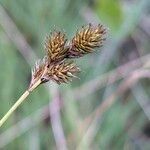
0;79;41;127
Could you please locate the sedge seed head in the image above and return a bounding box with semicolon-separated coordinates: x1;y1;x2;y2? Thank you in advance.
46;61;80;84
29;23;107;88
66;24;106;58
44;31;68;63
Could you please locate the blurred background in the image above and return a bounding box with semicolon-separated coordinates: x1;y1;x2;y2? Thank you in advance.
0;0;150;149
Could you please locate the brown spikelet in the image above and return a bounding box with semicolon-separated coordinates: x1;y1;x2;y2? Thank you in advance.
44;31;68;63
46;61;80;84
66;24;106;58
30;24;107;86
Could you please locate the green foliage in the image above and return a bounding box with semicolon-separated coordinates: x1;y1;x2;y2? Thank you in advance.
96;0;123;33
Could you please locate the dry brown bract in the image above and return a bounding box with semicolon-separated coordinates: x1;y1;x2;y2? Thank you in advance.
29;23;106;88
29;57;48;88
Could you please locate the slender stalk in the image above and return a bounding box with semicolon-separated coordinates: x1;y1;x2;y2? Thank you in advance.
0;79;41;127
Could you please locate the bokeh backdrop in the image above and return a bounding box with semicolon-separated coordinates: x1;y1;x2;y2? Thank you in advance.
0;0;150;150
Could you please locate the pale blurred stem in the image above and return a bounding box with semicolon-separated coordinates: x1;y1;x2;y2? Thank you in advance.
0;79;41;127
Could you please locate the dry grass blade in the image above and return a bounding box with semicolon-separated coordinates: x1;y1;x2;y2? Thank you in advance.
76;69;150;149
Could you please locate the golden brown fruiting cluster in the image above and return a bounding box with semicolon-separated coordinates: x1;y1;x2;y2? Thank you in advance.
67;24;106;58
46;61;80;84
29;24;106;88
44;31;67;63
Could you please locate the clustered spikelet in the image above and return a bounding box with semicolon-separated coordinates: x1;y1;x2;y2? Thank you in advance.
66;24;106;58
29;24;106;89
46;61;80;84
44;31;67;63
0;23;107;128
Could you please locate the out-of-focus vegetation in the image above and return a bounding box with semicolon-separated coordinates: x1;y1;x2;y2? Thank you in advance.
0;0;150;149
